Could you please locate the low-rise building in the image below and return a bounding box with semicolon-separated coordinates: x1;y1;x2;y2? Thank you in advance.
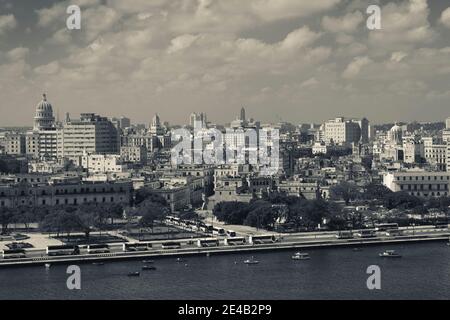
383;171;450;198
120;145;147;165
0;178;132;208
81;153;127;174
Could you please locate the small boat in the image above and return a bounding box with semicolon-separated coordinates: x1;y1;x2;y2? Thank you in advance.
291;252;310;260
142;265;156;271
44;263;51;268
92;262;104;266
352;247;362;252
176;258;185;263
142;260;154;264
379;250;402;258
244;256;259;265
127;271;140;277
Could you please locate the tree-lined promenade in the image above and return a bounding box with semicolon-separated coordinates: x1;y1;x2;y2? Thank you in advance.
1;181;450;239
0;187;171;239
213;182;450;232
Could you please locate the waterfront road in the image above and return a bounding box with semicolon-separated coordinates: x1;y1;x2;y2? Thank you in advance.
1;227;449;267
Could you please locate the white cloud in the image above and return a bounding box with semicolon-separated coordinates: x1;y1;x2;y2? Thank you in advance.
167;34;200;53
368;0;436;52
440;7;450;28
390;51;408;62
34;61;60;75
342;56;372;79
322;11;364;33
0;14;17;34
251;0;341;22
280;27;322;51
1;0;450;126
6;47;29;61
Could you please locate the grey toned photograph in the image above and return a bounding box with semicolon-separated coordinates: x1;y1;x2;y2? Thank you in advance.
0;0;450;305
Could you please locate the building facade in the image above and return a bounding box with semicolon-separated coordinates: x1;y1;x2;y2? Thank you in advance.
0;179;132;208
383;171;450;198
58;113;120;163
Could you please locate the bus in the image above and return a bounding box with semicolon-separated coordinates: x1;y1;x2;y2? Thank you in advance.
434;221;449;229
46;245;80;256
226;230;237;237
248;235;276;244
224;237;246;246
165;216;181;225
212;227;226;236
161;242;181;249
123;242;152;252
385;229;404;237
336;231;354;239
197;238;220;248
200;224;213;233
375;223;399;231
87;244;110;254
2;249;26;259
355;229;376;238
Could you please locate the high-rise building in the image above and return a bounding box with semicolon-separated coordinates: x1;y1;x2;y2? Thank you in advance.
190;112;199;127
446;117;450;129
58;113;120;164
4;132;26;155
119;116;131;129
190;112;207;129
149;114;164;135
323;117;364;145
240;107;246;121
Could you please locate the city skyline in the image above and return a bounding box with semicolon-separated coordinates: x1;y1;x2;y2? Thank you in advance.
1;0;450;126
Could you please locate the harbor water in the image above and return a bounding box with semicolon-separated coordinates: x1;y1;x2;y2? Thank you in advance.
1;242;449;300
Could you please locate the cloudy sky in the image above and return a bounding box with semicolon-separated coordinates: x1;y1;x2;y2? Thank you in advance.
0;0;449;127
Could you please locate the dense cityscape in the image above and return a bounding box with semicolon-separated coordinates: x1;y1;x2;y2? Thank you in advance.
2;0;450;303
0;94;449;240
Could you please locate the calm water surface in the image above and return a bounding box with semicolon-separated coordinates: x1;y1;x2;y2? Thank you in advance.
1;242;450;299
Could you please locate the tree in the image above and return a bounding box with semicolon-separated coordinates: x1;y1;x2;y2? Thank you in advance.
134;188;168;206
383;192;424;210
213;202;250;225
287;199;330;231
40;209;80;238
138;200;169;231
13;206;36;231
362;183;393;200
330;181;360;205
0;207;15;234
244;205;278;230
103;203;123;225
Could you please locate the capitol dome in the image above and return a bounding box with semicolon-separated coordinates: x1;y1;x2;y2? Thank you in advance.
33;94;55;131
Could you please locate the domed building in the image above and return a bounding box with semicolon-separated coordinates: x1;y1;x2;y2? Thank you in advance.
388;123;403;145
33;94;55;131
